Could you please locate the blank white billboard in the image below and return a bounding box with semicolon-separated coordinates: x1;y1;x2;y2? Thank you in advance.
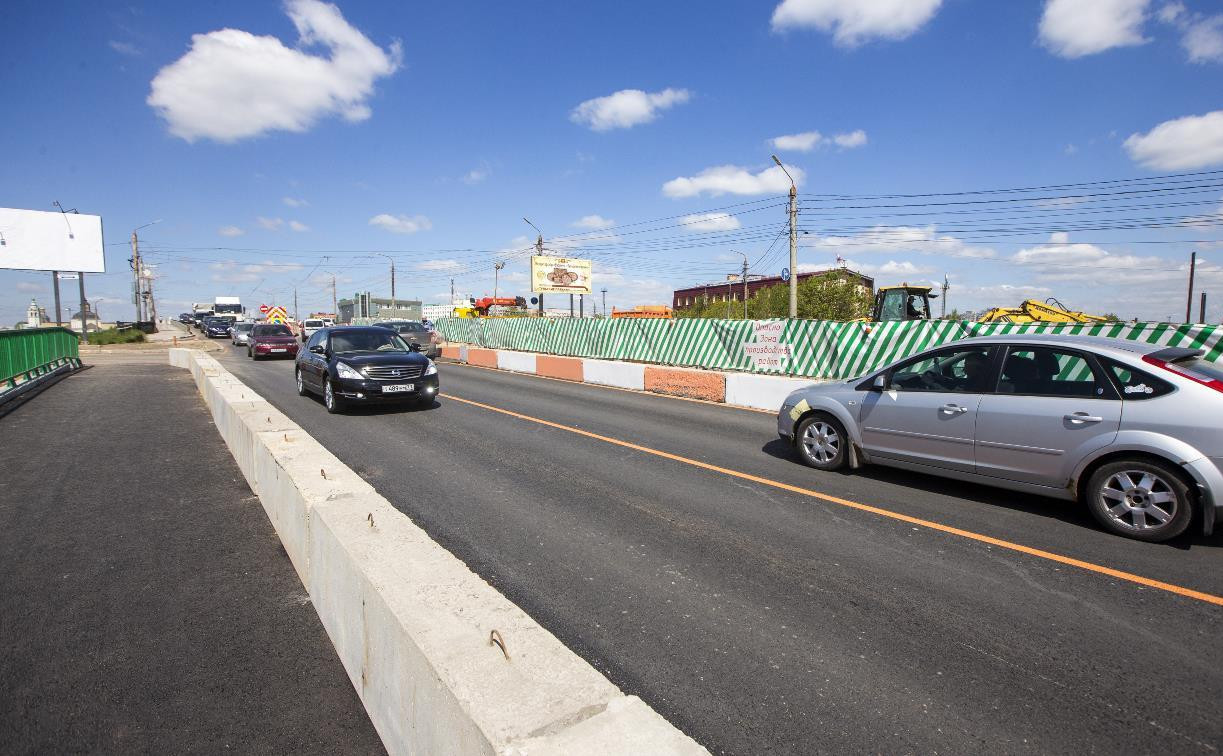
0;207;106;273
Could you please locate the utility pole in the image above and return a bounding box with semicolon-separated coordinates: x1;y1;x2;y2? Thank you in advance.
772;155;798;319
601;288;607;319
1200;291;1207;324
450;278;455;306
525;218;544;316
737;252;749;320
78;273;89;344
493;261;505;303
131;230;142;321
941;274;949;318
1186;251;1197;323
293;288;299;322
331;274;338;319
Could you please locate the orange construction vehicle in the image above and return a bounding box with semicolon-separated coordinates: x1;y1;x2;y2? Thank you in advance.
469;296;527;316
611;305;673;319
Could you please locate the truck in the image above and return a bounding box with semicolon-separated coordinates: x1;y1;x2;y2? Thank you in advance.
214;296;246;322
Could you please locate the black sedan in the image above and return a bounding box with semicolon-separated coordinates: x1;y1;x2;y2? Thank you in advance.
295;326;439;413
202;317;233;339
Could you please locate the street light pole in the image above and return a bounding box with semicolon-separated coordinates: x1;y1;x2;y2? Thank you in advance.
524;218;544;316
130;220;161;322
493;261;505;303
771;155;798;319
737;251;749;319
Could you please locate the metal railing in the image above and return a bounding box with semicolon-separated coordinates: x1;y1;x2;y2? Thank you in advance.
0;327;81;395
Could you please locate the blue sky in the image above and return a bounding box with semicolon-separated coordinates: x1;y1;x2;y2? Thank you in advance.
2;0;1222;325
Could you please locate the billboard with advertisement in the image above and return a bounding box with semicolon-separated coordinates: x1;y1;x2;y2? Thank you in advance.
530;255;592;295
0;207;105;273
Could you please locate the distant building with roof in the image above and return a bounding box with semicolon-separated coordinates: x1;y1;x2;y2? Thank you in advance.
671;269;874;311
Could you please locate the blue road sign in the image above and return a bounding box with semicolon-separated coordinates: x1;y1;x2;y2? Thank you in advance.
781;267;791;282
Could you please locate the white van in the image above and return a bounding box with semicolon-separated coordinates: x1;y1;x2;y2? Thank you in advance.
300;318;326;342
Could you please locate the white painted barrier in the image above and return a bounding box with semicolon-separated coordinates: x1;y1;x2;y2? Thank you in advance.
581;358;646;391
166;348;706;756
724;373;824;412
496;349;537;374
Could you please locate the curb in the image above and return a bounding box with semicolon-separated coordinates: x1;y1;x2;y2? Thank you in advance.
439;345;823;412
167;348;707;756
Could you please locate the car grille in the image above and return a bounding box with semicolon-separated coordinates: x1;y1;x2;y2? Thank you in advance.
363;364;424;381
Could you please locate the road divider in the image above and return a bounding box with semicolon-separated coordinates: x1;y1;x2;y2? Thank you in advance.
441;344;822;411
167;348;707;756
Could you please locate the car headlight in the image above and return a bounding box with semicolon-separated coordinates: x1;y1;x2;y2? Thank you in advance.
424;359;438;376
336;362;362;380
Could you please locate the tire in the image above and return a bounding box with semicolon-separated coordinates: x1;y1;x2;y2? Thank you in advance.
1085;460;1194;542
323;379;344;414
295;368;308;396
795;413;849;472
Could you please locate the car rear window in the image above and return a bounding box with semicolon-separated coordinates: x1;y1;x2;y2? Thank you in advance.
1102;359;1175;400
396;323;426;332
254;325;292;337
1176;357;1223;383
304;320;324;327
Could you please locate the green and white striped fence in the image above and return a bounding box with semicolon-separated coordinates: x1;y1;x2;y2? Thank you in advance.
435;317;1223;380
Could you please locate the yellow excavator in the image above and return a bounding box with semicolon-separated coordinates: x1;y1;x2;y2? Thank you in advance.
978;297;1108;324
868;284;938;321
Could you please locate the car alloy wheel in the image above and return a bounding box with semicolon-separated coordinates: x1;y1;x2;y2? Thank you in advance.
795;414;848;471
296;369;307;396
1086;460;1193;542
323;379;342;414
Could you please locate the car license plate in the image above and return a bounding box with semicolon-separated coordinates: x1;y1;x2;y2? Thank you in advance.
270;348;287;353
383;383;414;393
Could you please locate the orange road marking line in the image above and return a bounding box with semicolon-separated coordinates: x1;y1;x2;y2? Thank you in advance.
442;392;1223;608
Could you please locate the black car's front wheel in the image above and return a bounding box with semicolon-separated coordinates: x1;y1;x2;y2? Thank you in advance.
323;379;344;414
795;413;849;472
295;369;308;396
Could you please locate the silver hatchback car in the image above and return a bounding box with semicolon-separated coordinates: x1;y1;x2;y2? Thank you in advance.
778;334;1223;542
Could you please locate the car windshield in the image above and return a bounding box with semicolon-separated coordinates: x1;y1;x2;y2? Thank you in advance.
234;323;253;331
394;322;427;333
305;320;324;327
254;325;293;337
330;330;410;354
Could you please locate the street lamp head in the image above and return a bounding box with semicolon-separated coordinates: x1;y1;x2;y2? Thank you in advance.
771;154;782;167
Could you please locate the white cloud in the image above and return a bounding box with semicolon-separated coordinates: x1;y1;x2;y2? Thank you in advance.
771;0;943;47
803;224;996;259
772;131;823;152
16;282;43;293
109;40;141;56
1124;110;1223;169
833;129;868;148
573;215;615;229
256;216;284;230
147;0;402;143
1039;0;1150;58
837;259;934;277
418;259;462;272
288;220;310;232
218;225;245;237
663;164;804;198
1010;232;1164;280
680;212;742;232
1158;3;1223;62
369;213;432;234
771;129;867;152
282;196;309;207
569;88;691;131
461;165;490;185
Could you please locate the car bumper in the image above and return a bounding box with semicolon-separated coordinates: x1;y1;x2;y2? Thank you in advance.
333;374;440;402
253;344;298;357
206;331;229;338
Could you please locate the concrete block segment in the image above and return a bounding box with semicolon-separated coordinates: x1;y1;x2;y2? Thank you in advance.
536;355;584;382
440;345;463;360
496;350;537;374
581;358;645;391
724;373;821;412
466;347;497;369
170;351;707;756
644;366;726;403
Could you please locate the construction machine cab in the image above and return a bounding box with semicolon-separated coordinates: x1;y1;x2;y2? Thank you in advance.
872;285;936;322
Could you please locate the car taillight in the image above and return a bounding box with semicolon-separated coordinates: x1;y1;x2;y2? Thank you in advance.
1142;355;1223;394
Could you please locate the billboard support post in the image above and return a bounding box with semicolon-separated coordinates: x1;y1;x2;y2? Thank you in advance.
52;271;62;326
78;273;89;345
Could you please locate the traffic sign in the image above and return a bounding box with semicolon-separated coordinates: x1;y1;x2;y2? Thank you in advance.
781;268;790;283
57;272;79;280
265;306;289;324
259;304;270;314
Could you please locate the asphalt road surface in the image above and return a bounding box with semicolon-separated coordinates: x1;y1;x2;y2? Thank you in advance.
213;343;1223;755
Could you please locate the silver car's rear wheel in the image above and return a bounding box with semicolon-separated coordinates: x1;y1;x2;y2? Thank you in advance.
1086;460;1193;542
795;414;848;471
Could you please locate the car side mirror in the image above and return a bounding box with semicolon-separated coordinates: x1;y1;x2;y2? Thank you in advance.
310;344;326;354
871;375;886;391
408;342;421;352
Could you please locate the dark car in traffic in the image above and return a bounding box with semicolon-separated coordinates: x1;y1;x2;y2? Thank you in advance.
248;323;299;359
178;312;194;324
203;316;234;339
295;326;438;413
373;320;441;358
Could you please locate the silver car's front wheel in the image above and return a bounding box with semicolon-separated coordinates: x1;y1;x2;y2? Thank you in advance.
795;414;848;472
1086;460;1193;542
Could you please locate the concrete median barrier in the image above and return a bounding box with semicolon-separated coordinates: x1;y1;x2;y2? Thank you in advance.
724;373;821;412
496;350;537;374
581;358;645;391
644;366;726;403
536;355;584;382
166;348;706;756
466;347;498;369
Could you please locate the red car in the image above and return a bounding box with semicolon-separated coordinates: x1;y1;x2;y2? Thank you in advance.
248;324;299;360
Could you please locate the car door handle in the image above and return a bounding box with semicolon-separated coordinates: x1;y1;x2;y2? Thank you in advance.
940;404;969;414
1065;412;1103;423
